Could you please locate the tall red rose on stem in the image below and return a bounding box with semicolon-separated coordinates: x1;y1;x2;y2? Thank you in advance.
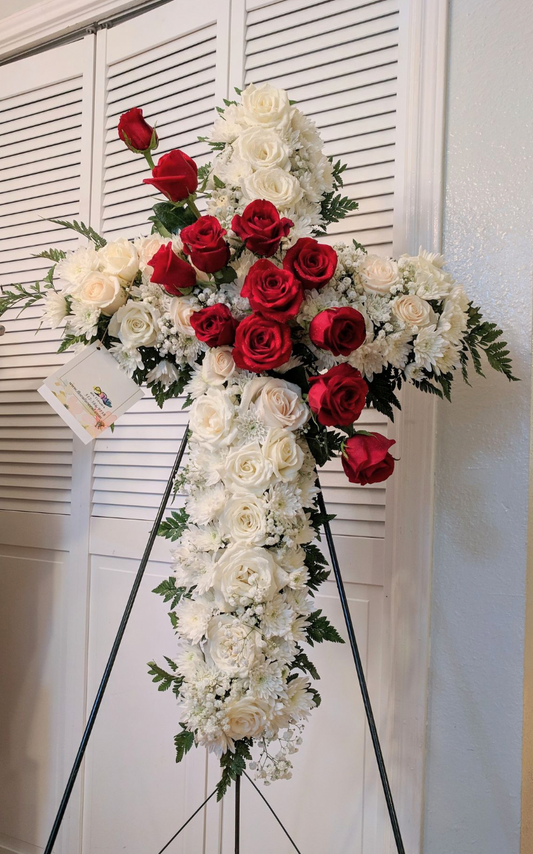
144;149;198;204
118;108;158;162
342;433;396;485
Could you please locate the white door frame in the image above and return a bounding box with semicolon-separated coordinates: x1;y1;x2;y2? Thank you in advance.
0;1;449;851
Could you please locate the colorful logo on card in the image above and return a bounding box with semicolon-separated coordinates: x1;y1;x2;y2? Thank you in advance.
93;386;112;407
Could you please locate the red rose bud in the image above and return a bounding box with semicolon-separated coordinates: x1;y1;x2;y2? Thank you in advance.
309;306;366;357
190;304;238;347
233;313;292;373
181;216;230;274
308;364;368;427
342;432;396;485
283;237;337;290
232;200;293;257
149;243;196;295
241;259;303;322
143;149;198;202
118;108;158;153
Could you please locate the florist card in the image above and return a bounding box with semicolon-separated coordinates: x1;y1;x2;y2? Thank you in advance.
38;341;144;444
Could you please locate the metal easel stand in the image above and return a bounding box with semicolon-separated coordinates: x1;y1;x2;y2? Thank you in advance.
41;428;406;854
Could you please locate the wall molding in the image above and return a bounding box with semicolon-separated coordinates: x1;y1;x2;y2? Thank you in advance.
0;0;164;61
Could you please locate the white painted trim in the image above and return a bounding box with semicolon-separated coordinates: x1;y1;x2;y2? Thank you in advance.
0;0;154;61
383;0;449;852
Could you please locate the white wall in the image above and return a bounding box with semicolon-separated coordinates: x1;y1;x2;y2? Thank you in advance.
424;1;533;852
0;0;40;18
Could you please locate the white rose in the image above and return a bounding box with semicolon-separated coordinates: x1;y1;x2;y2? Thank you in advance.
392;294;436;327
169;296;198;335
400;249;454;299
108;300;160;346
219;494;268;545
263;428;304;482
240;377;309;431
201;346;236;386
76;272;127;316
98;238;139;281
241;83;292;130
213;544;280;608
224;696;271;741
241;167;303;210
205;615;264;676
134;235;168;271
221;441;273;494
189;388;237;446
234;127;290;170
359;255;399;295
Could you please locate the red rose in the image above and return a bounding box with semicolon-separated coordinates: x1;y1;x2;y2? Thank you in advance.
241;259;303;322
232;200;293;257
283;237;337;290
181;216;230;274
309;306;366;356
342;433;396;485
143;149;198;202
308;364;368;426
233;313;292;373
149;243;196;295
118;108;158;153
190;304;238;347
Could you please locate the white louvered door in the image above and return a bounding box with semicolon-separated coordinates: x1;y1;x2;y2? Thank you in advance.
0;37;95;854
82;4;230;853
0;1;431;852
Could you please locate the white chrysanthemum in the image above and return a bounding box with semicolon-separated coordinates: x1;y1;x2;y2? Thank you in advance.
435;341;462;375
401;248;454;299
56;246;100;290
68;300;100;338
413;325;447;371
175;596;214;644
174;644;208;679
266;482;303;522
108;342;144;374
43;290;68;328
260;595;294;638
348;334;388;380
172;546;216;594
186;482;227;526
243;662;285;700
145;360;180;388
384;329;413;370
438;298;468;345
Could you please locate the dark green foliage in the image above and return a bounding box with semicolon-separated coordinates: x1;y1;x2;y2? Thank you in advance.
365;367;402;421
0;281;51;316
216;739;252;801
157;509;190;542
318;192;358;229
197;162;212;192
305;610;344;647
57;334;86;353
302;543;330;592
48;218;106;248
174;725;195;763
149;201;197;235
147;659;183;695
292;650;320;681
463;304;518;382
34;248;67;262
306;424;344;468
152;576;188;608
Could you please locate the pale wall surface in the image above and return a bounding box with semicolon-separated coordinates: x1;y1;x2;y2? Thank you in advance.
0;0;40;18
424;1;533;853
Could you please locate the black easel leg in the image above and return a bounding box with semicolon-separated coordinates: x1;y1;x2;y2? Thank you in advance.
317;484;406;854
43;429;189;854
235;774;241;854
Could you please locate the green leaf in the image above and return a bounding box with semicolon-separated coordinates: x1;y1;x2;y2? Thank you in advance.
292;651;320;681
302;542;330;592
150;202;197;234
216;739;252;801
463;304;518;382
365;367;402;421
34;248;67;263
305;610;344;647
47;218;106;249
157;509;190;542
147;660;183;694
318;191;358;228
174;726;195;763
152;576;187;608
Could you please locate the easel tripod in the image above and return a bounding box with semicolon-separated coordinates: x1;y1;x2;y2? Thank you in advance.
42;428;406;854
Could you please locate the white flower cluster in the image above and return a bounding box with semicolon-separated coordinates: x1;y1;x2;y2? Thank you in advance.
298;246;470;381
207;83;334;237
170;375;320;780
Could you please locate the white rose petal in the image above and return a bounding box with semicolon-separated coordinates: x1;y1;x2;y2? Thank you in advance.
108;300;160;346
241;82;292;130
359;255;399;295
224;696;271;741
241;167;303;210
234;127;291;170
392;294;436;328
240;377;308;431
205;615;264;676
219;494;268;545
75;272;127;316
189;388;237;446
263;428;304;483
98;238;139;282
221;441;273;494
201;346;236;386
213;543;280;608
169;296;198;335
